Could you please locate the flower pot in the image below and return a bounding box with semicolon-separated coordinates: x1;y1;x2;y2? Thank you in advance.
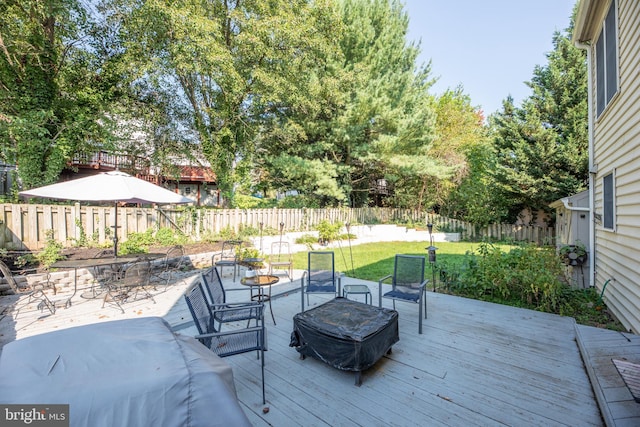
560;245;587;266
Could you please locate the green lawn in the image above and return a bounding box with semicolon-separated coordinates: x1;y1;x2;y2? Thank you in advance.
291;240;509;282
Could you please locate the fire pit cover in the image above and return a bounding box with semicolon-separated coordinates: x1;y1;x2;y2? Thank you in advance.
291;297;399;377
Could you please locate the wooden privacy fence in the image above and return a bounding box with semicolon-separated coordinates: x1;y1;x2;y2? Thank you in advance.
0;203;554;251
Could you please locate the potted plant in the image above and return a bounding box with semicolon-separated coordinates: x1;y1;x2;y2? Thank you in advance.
559;241;588;266
238;247;264;276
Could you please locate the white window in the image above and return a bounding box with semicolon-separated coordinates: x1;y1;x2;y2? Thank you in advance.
603;172;615;230
596;0;618;117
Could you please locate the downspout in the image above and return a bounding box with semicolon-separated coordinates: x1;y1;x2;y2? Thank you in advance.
575;40;595;288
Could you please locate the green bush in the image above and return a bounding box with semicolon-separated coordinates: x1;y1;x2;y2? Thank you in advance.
316;220;342;244
234;194;277;209
215;226;239;241
295;234;318;245
154;227;187;246
237;224;262;237
277;195;320;208
295;233;318;250
35;230;65;268
118;227;190;254
118;229;155;255
450;242;566;312
238;247;261;259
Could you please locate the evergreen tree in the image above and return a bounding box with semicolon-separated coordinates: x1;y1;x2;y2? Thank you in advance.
261;0;441;208
488;23;588;223
338;0;441;209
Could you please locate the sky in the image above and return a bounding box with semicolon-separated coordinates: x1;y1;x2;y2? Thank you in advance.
402;0;577;116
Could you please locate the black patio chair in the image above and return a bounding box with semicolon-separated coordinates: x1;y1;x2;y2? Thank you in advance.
201;267;263;331
86;249;119;298
0;260;56;316
102;260;155;313
152;245;186;288
300;251;341;311
184;280;266;404
378;254;429;334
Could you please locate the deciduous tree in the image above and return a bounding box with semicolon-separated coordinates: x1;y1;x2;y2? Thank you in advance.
0;0;111;191
107;0;340;206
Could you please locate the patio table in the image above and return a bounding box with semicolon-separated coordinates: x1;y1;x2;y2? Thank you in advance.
240;274;279;324
51;255;150;306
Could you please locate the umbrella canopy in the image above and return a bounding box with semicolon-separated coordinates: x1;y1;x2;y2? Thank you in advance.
19;170;192;205
19;171;193;254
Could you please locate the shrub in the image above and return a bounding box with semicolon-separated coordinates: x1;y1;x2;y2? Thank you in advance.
118;230;155;255
154;227;187;246
216;226;239;241
450;242;566;312
238;247;261;259
35;230;65;268
234;194;276;209
295;234;318;245
277;195;320;208
316;220;342;245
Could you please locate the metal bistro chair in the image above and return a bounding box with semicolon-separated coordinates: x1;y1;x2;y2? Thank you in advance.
102;260;155;313
153;245;186;288
213;240;243;282
268;241;293;280
300;251;341;311
201;267;263;332
184;281;266;404
379;254;429;334
0;260;56;316
87;249;119;299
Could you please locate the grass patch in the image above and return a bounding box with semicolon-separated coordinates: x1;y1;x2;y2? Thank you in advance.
292;241;487;281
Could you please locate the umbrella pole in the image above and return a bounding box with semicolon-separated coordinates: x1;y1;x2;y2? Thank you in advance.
113;203;118;256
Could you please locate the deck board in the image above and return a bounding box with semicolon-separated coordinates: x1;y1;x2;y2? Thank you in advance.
0;270;609;426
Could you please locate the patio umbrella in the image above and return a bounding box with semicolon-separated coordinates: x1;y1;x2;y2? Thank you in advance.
19;170;193;254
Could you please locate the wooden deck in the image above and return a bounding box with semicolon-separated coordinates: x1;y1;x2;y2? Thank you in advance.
1;268;638;426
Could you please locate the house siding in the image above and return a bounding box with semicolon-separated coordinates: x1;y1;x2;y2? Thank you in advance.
585;0;640;332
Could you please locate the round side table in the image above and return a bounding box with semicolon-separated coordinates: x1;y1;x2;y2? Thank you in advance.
240;274;279;324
